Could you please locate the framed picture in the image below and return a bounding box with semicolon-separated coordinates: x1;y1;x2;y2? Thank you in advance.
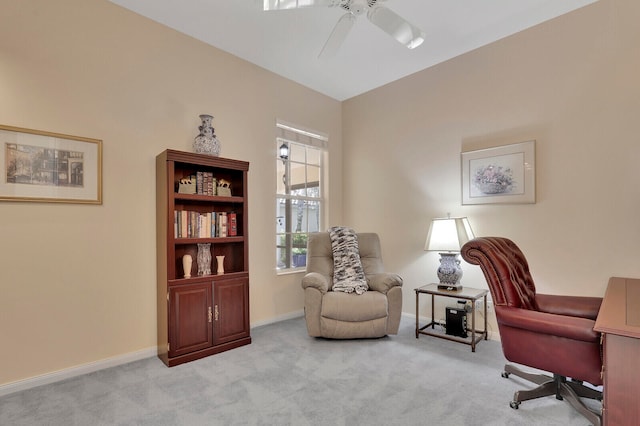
461;140;535;205
0;124;102;204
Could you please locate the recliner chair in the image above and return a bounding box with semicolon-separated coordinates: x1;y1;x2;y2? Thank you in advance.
461;237;603;426
301;232;403;339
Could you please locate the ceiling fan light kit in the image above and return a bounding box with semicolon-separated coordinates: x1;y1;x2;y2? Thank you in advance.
264;0;425;58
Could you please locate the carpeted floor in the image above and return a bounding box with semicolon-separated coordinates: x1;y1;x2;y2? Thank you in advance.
0;316;600;425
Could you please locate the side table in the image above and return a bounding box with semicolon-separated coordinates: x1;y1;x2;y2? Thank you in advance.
415;283;488;352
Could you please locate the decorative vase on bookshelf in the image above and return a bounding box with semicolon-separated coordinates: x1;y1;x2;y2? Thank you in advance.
193;114;221;156
216;255;225;275
197;243;212;276
182;254;192;278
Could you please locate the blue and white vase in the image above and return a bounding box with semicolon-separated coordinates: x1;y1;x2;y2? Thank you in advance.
437;253;463;285
193;114;221;156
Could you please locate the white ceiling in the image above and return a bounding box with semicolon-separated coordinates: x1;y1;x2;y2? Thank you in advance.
109;0;597;101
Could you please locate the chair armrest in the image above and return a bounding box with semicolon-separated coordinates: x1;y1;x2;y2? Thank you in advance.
535;294;602;321
497;306;600;343
368;273;403;294
301;272;330;294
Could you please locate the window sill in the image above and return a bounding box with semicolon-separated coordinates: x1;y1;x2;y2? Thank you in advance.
276;267;306;276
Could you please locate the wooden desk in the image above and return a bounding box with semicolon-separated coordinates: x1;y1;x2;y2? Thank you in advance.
594;276;640;426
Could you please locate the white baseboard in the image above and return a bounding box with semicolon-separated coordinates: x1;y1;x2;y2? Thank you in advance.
251;310;304;328
0;347;156;397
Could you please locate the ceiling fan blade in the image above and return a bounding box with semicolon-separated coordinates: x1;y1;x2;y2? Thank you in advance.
318;12;356;59
367;6;425;49
263;0;340;11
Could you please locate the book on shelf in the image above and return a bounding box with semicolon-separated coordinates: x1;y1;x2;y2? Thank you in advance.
181;210;188;238
228;212;237;236
207;172;215;196
196;172;204;195
218;212;228;238
174;211;178;239
189;211;197;238
198;214;207;238
210;212;217;237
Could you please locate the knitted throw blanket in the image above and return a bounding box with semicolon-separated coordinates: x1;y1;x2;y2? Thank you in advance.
329;226;368;295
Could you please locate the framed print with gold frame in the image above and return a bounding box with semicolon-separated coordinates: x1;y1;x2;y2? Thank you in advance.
0;124;102;204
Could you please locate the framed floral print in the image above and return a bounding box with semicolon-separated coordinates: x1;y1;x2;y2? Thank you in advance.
461;140;535;205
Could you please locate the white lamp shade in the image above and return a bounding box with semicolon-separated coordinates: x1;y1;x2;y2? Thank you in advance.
424;217;475;252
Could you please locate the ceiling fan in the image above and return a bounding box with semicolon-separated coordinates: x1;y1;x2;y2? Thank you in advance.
263;0;426;59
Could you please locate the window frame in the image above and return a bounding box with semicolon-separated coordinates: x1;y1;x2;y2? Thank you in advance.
275;121;327;273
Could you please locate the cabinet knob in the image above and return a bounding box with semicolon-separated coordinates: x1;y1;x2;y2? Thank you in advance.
214;305;219;321
208;306;212;323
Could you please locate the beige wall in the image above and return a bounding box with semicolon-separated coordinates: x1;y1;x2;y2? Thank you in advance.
0;0;342;385
343;0;640;334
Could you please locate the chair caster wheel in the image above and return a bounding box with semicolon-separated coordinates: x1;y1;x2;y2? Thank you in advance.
501;371;510;378
510;401;520;410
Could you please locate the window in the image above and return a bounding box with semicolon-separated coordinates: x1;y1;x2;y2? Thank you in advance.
275;121;327;271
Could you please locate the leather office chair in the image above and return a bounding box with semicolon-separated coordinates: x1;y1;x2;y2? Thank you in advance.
461;237;603;426
301;232;403;339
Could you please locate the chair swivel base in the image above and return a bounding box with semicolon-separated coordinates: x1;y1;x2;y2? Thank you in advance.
501;364;602;426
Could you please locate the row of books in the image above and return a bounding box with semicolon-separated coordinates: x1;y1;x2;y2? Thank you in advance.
174;210;237;238
177;172;217;196
195;172;216;196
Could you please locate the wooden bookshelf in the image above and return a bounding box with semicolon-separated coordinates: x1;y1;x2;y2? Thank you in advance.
156;149;250;367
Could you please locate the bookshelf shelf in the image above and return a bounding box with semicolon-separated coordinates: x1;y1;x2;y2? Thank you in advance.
168;271;248;285
174;193;244;203
174;236;244;245
156;149;251;367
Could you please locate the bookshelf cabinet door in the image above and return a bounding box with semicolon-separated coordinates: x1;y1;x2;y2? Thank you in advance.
169;282;213;357
214;277;250;345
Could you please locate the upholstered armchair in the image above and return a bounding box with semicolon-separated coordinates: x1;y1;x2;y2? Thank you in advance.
301;232;403;339
461;237;603;426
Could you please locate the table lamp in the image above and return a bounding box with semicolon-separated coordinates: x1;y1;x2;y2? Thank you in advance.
424;215;475;290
